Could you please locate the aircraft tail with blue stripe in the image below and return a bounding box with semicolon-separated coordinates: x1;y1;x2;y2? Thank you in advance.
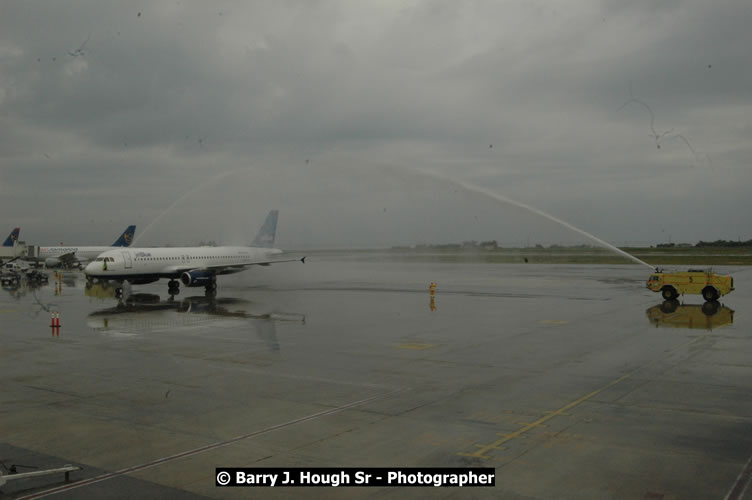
3;227;20;247
112;225;136;247
251;210;278;248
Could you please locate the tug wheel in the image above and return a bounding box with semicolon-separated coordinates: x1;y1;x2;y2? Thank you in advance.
702;286;719;302
661;286;678;300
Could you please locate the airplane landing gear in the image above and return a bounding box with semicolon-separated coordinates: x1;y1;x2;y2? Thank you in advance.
168;280;180;296
204;275;217;296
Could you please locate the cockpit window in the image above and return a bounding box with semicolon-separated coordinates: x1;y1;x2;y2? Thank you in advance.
96;257;104;262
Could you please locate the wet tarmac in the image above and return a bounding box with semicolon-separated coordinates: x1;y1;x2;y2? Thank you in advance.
1;255;751;499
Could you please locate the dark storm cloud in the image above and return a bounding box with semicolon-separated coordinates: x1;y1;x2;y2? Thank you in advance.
0;0;750;247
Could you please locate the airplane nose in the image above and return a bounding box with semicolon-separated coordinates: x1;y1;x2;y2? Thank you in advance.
84;261;97;276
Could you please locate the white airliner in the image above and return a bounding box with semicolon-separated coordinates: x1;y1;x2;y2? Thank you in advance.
84;210;303;295
39;225;136;268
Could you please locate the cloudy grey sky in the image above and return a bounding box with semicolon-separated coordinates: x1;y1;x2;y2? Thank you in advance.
1;0;750;249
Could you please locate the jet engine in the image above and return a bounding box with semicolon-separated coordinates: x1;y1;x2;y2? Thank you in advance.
44;257;62;268
180;270;214;287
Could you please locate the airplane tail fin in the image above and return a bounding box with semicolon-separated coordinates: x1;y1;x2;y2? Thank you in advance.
251;210;278;248
112;225;137;247
3;228;20;247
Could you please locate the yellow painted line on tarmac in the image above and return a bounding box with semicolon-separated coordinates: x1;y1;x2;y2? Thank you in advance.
460;333;714;459
540;319;569;325
0;308;18;313
399;343;436;350
459;371;635;459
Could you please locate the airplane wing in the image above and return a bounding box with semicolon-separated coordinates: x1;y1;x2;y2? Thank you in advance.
55;252;79;264
202;256;305;271
164;257;306;276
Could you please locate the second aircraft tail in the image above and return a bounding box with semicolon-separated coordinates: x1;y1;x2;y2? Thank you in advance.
112;225;137;247
3;227;20;247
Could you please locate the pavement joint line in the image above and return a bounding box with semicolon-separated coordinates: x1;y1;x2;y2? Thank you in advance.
459;371;635;459
724;452;752;500
460;329;719;460
210;362;398;390
16;388;404;500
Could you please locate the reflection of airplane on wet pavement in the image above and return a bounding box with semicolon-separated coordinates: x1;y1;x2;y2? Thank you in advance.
39;225;136;269
176;295;305;323
87;294;305;350
85;211;304;297
646;300;734;330
84;279;119;299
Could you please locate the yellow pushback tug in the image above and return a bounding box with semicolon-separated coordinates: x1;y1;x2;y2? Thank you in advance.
646;269;734;301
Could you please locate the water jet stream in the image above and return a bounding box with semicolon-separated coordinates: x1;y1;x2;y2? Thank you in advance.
134;170;238;245
408;167;654;270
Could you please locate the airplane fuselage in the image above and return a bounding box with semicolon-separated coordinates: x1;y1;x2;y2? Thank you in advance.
85;246;283;283
39;246;114;262
36;225;136;267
